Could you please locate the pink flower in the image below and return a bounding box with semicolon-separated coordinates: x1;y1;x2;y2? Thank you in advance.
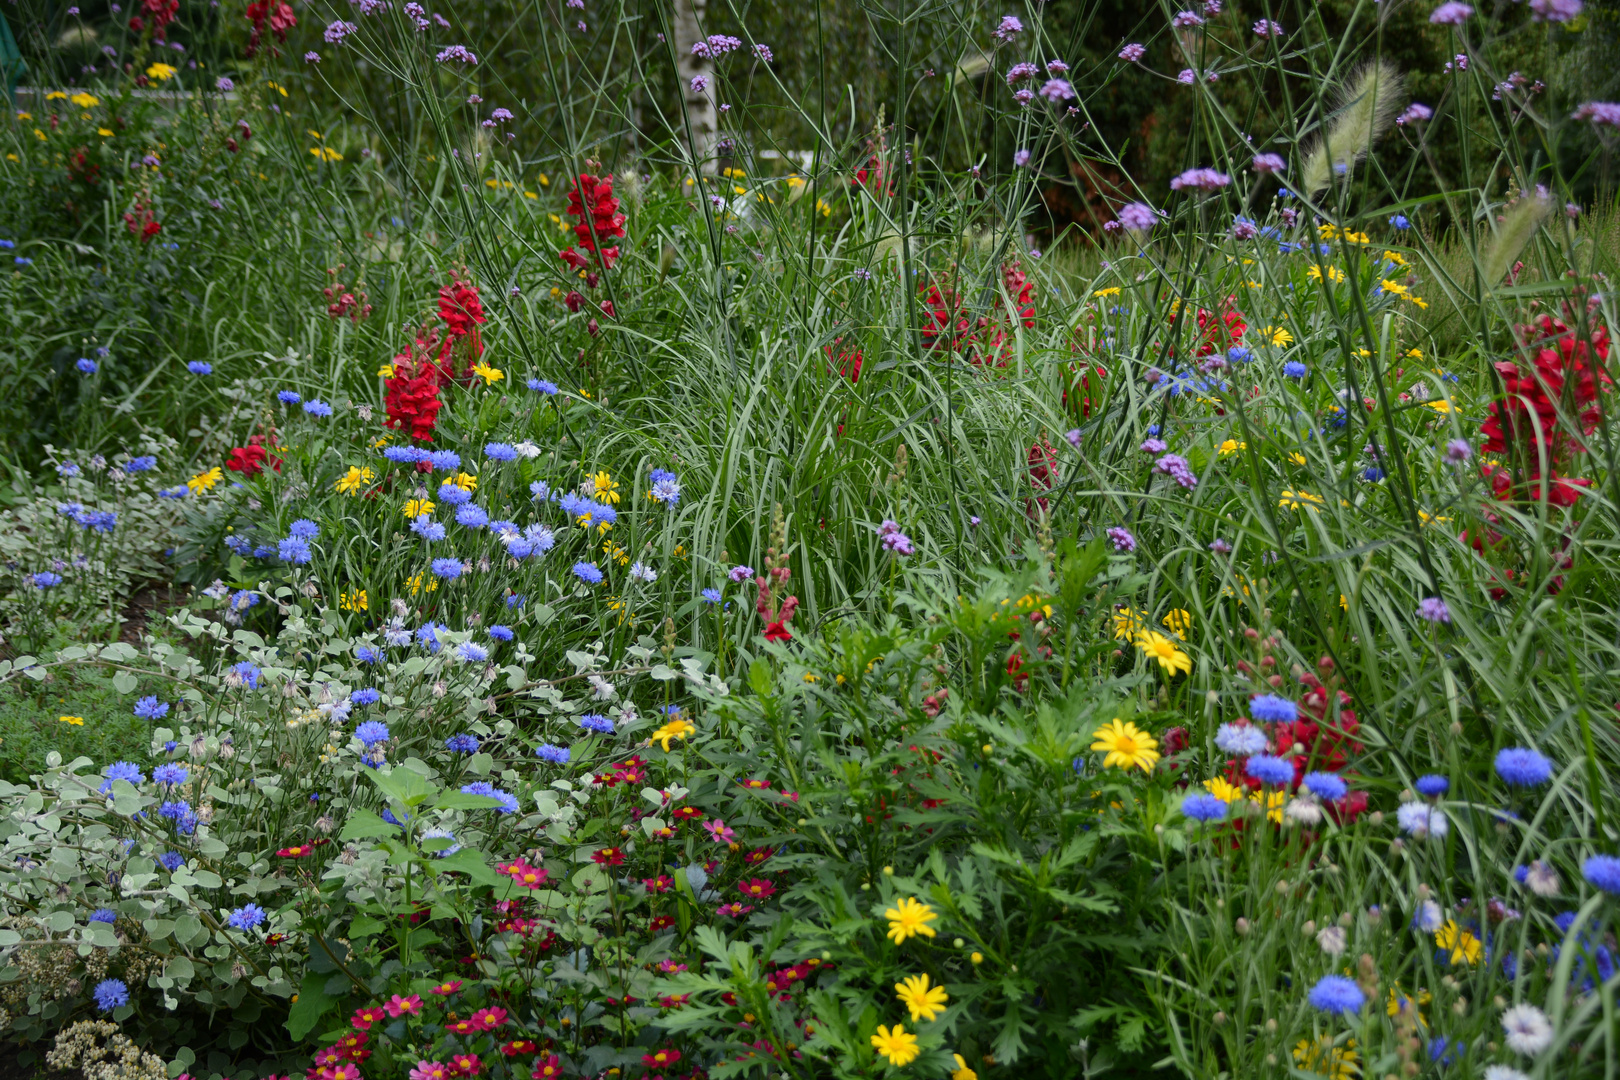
1253;18;1283;37
1573;102;1620;127
1118;42;1145;62
1169;167;1231;191
1530;0;1582;21
1251;153;1286;174
384;993;423;1018
411;1064;453;1080
703;818;737;844
1398;103;1433;125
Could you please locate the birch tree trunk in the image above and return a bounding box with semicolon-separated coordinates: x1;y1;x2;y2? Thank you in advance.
673;0;716;173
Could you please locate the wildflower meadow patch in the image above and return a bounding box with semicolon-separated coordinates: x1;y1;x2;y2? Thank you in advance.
1;0;1619;1078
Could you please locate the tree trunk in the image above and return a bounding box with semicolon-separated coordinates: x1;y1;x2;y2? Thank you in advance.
673;0;716;173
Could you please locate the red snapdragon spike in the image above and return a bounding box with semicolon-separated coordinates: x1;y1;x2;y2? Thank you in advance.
384;352;443;441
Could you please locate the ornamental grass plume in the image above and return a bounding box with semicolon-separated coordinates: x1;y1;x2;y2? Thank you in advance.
1480;191;1553;289
1300;60;1405;195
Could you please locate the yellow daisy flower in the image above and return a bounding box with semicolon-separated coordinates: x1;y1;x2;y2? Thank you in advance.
1435;921;1481;966
1111;606;1146;641
1135;631;1193;678
592;470;621;504
59;715;86;726
1259;325;1293;347
403;498;435;518
1307;264;1346;284
339;589;368;612
187;467;223;494
1089;718;1161;773
407;572;439;596
334;465;375;494
1203;776;1246;803
1379;278;1409;297
884;897;938;944
1092;286;1121;298
309;146;343;162
870;1025;920;1067
1293;1036;1358;1080
895;973;948;1022
950;1054;978;1080
471;362;504;385
145;62;177;81
1218;439;1246;456
1162;609;1192;638
650;717;695;751
1278;489;1325;513
69;92;99;109
453;472;478;492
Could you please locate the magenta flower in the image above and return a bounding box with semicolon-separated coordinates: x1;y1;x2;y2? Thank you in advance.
1398;103;1433;125
1040;78;1074;102
703;819;736;844
1530;0;1582;20
1171;10;1205;27
1573;102;1620;127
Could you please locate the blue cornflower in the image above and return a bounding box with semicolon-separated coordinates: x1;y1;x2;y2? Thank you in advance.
158;486;187;499
1307;974;1365;1014
1303;772;1348;801
1214;723;1269;756
1428;1037;1461;1067
437;482;472;505
158;800;192;821
535;743;570;764
287;519;320;540
428;450;462;471
430;557;464;580
224;535;252;555
354;720;391;747
1181;793;1228;821
14;257;33;266
1245;754;1294;786
93;979;129;1011
277;390;302;405
411;517;447;541
350;687;381;706
1389;214;1411;230
384;446;427;463
252;545;277;560
229;590;259;612
487;519;517;537
529;480;552;500
158;851;185;872
456;641;489;663
230;661;262;689
702;588;722;604
77;358;99;374
278;537;313;564
416;622;449;651
1415;774;1449;797
485;442;518;462
455;504;488;529
445;733;480;754
1583;854;1620;896
1248;694;1297;723
356;645;383;665
581;502;617;529
163;741;177;753
578;713;614;734
99;761;146;794
188;361;213;375
528;378;559;394
89;908;119;924
381;807;409;827
1496;747;1553;786
1283;361;1308;379
152;763;188;786
488;624;514;641
1362;467;1386;482
303;399;333;417
649;468;681;506
124;456;157;473
32;571;63;588
420;828;460;857
1228;345;1253;363
225;903;266;930
506;593;526;608
573;561;604;584
461;781;520;813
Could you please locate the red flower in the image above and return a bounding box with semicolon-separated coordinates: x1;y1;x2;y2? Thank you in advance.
349;1006;386;1030
384;347;444;442
429;979;462;996
501;1041;538;1057
649;915;676;932
563;173;627;270
738;877;776;899
643;874;674;892
448;1053;483;1077
1026;438;1058;518
744;847;774;865
243;0;295;55
591;847;626;866
531;1055;564;1080
643;1049;682;1070
278;840;324;857
671;806;703;820
741;778;771;790
445;1019;479;1036
332;1031;368;1059
716;902;754;918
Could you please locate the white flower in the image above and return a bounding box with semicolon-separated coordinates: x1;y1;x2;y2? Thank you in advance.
1397;801;1448;838
1525;859;1561;897
1501;1003;1554;1056
1315;925;1347;957
1484;1067;1532;1080
589;674;617;700
514;440;542;458
1284;796;1324;826
628;561;658;583
1214;722;1269;756
1413;899;1444;933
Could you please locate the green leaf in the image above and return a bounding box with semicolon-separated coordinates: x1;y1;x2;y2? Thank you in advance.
365;766;435;807
339;810;398;841
287;971;340;1041
435;848;511;890
433;792;506;812
112;671;139;695
747;658;773;697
